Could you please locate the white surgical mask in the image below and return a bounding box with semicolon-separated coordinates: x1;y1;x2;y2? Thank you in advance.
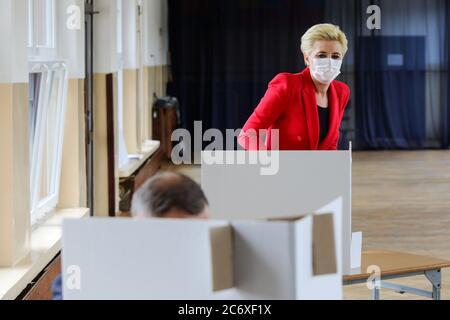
310;58;342;84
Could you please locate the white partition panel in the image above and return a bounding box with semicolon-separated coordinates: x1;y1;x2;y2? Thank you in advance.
62;209;342;300
201;150;352;274
62;218;233;300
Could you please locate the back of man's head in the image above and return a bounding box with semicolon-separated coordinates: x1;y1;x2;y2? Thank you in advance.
131;172;209;219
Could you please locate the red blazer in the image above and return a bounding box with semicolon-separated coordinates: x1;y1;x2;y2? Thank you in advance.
238;68;350;150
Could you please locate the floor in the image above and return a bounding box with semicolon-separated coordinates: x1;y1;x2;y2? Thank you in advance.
162;150;450;300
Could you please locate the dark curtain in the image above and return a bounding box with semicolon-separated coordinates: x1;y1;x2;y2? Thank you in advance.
167;0;325;141
352;0;449;150
446;0;450;148
326;0;450;150
356;36;427;149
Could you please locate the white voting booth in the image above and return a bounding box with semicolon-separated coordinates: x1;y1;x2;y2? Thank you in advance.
62;198;342;300
62;219;233;300
201;150;353;275
61;150;352;299
231;198;343;300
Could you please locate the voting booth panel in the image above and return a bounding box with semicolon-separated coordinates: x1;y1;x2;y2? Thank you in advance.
62;219;233;300
201;151;352;275
62;210;341;300
231;212;341;300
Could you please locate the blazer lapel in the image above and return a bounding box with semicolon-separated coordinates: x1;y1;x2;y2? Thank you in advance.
318;81;340;150
300;68;320;150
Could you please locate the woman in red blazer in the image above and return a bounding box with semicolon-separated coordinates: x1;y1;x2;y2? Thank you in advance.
239;24;350;151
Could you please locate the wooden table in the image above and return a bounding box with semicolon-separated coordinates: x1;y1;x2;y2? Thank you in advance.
118;140;163;212
343;250;450;300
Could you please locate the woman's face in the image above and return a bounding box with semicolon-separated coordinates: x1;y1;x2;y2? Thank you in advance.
304;40;344;67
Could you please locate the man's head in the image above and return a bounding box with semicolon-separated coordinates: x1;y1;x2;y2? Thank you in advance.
131;172;209;219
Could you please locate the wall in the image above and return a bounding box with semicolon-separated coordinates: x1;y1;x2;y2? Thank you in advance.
57;0;86;79
57;0;87;208
58;79;87;208
0;0;28;84
143;0;170;139
0;0;88;267
94;0;119;74
91;0;119;216
90;0;170;216
143;0;169;66
0;83;30;267
0;0;30;267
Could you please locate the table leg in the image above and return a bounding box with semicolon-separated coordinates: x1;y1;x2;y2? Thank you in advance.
344;268;443;301
425;269;441;300
372;286;380;300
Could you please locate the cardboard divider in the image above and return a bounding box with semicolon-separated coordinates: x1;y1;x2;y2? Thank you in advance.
62;208;342;299
313;214;337;275
268;215;307;222
268;213;337;276
209;226;234;291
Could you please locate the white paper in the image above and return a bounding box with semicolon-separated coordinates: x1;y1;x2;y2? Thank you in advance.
351;231;362;269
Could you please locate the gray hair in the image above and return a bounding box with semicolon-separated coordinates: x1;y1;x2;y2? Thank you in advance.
131;172;209;218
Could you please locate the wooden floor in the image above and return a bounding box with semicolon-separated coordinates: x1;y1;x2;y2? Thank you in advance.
163;150;450;300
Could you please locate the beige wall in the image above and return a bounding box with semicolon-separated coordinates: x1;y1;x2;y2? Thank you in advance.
92;65;169;216
93;73;120;217
0;83;30;267
123;65;169;154
58;79;87;209
0;79;88;267
123;69;138;154
93;74;110;217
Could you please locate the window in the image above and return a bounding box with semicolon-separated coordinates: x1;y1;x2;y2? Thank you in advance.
28;0;56;58
29;63;68;226
28;0;67;226
117;0;130;168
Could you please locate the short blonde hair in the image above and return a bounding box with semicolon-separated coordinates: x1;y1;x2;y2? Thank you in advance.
301;23;348;55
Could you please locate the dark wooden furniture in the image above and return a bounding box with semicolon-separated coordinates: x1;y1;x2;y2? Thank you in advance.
118;146;164;212
152;100;178;159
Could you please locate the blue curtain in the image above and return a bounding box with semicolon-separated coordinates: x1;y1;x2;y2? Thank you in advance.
356;36;427;149
445;0;450;148
326;0;450;150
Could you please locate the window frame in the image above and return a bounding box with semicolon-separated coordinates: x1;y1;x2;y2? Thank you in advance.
116;0;133;168
28;0;57;60
29;61;69;227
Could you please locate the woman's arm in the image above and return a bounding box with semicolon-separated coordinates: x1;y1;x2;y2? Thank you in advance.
329;86;350;150
238;74;289;150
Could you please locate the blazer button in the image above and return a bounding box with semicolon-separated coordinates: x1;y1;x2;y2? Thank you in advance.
297;136;302;141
